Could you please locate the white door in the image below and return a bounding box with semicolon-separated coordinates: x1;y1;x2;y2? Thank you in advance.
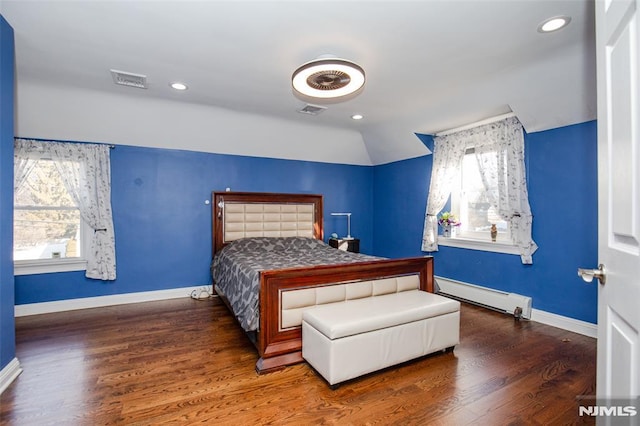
594;0;640;405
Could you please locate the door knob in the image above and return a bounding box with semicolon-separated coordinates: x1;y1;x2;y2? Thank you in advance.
577;264;606;285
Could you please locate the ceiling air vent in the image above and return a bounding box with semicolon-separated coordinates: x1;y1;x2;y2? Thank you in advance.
298;104;327;115
110;69;147;89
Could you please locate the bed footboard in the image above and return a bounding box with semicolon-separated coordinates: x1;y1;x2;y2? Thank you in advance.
255;256;434;373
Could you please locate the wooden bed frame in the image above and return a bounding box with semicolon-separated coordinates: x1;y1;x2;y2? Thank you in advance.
211;191;434;373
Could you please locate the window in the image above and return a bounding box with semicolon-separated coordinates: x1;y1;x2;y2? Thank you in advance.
450;148;511;243
421;115;537;263
14;159;90;274
14;138;116;279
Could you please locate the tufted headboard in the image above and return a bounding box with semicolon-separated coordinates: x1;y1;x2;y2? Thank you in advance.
212;191;324;254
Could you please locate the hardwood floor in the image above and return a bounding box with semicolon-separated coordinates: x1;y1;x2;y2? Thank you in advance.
1;297;596;425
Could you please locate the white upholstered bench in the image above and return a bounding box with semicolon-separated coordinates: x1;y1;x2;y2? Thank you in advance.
301;289;460;386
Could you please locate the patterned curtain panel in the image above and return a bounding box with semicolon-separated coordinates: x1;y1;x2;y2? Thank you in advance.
421;116;537;264
420;135;466;252
14;139;116;280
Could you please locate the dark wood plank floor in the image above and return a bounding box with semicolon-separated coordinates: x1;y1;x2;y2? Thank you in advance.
1;296;596;425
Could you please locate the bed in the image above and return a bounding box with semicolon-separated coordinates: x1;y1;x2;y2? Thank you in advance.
210;191;434;373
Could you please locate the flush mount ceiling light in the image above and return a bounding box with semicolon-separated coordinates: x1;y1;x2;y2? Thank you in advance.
292;56;365;103
537;15;571;33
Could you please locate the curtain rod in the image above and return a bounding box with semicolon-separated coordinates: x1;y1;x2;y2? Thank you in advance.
435;112;517;137
15;136;115;149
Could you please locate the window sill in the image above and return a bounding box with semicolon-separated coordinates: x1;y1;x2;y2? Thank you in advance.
15;258;87;276
437;236;521;255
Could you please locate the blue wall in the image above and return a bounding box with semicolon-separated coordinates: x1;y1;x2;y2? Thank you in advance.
373;121;598;323
15;146;374;303
373;155;431;256
0;15;16;370
12;117;598;323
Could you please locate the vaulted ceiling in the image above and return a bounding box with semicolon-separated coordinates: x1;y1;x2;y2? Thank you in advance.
0;0;596;165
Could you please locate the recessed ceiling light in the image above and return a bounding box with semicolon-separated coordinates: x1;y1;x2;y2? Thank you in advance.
292;55;365;103
351;114;364;120
538;16;571;33
170;82;188;91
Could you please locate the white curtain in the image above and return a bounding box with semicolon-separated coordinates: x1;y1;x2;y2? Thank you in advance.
14;139;117;280
420;135;466;252
13;140;41;192
421;116;537;264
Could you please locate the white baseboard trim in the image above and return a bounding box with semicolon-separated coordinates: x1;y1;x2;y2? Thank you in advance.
531;308;597;338
14;285;213;317
0;358;22;395
13;284;598;338
435;275;597;338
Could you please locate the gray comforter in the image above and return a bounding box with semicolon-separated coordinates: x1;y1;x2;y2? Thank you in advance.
211;236;379;332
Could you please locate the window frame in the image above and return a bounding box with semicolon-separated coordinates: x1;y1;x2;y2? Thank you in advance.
440;147;520;256
14;219;91;275
437;235;521;255
13;157;90;275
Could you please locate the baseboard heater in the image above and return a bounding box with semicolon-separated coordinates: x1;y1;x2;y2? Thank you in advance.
435;276;532;319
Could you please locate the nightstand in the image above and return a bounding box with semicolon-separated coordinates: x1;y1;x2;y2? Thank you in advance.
329;238;360;253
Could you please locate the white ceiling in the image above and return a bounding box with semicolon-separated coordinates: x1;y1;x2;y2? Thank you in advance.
0;0;596;165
